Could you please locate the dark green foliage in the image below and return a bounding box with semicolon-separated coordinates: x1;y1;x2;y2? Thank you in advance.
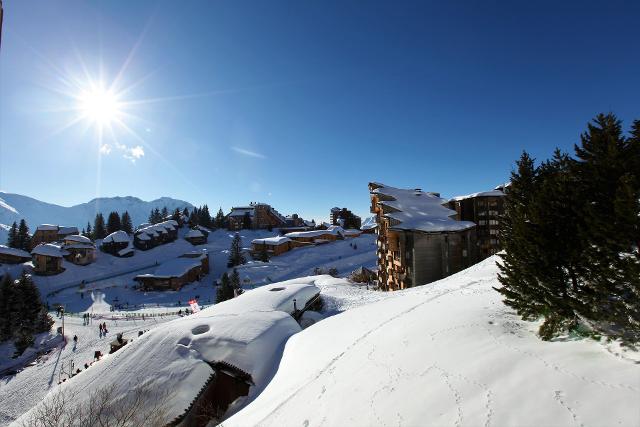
106;211;122;234
182;207;190;218
85;222;92;238
216;272;234;303
148;208;163;224
230;269;241;293
171;208;182;224
227;233;246;267
256;244;270;262
121;211;133;234
328;267;339;277
161;207;169;219
497;113;640;342
93;213;107;239
214;207;226;229
6;221;18;248
0;273;54;356
17;219;31;251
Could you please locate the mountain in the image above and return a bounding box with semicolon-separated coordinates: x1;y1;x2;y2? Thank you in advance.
0;192;195;231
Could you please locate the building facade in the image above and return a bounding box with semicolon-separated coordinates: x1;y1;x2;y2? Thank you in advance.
447;189;505;259
227;203;288;231
369;182;477;291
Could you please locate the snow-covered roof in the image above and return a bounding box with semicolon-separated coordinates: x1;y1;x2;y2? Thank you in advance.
371;184;475;233
135;221;176;238
137;257;203;279
36;224;58;231
185;229;205;238
449;189;505;202
0;245;31;259
64;234;92;244
229;207;254;217
344;229;362;236
63;243;95;250
102;230;130;243
58;226;79;235
285;230;332;238
31;243;64;258
252;236;291;246
117;246;134;256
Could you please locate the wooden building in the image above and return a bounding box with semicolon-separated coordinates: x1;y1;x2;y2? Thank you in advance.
30;224;79;249
62;235;96;266
185;227;208;245
31;243;65;275
133;220;179;250
101;231;132;257
447;189;505;259
0;245;32;264
227;203;288;231
369;182;478;291
251;236;293;256
134;252;209;291
330;207;362;229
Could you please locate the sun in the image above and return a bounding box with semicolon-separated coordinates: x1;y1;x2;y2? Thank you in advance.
77;84;122;126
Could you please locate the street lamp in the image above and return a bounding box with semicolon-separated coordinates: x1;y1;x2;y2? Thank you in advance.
60;307;65;342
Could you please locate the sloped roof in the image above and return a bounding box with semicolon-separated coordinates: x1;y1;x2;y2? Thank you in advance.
31;243;65;257
0;245;31;259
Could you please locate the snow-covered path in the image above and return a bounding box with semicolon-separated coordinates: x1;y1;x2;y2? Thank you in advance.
224;257;640;427
0;312;177;425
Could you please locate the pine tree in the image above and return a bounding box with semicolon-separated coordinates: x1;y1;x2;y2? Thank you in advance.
17;220;31;251
257;244;270;262
86;222;93;239
121;211;133;234
6;221;18;248
201;205;212;228
93;213;107;239
216;272;234;303
182;207;190;218
172;208;182;225
161;206;169;220
230;268;241;295
215;208;225;229
0;274;13;341
227;233;246;267
106;211;122;234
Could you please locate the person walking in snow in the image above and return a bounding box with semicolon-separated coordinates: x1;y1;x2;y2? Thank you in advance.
73;335;78;344
99;323;103;337
102;322;107;334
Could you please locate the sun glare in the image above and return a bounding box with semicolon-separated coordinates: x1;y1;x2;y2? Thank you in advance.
77;85;121;125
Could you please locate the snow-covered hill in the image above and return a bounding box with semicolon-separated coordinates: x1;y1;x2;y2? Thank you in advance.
224;256;640;427
0;192;194;229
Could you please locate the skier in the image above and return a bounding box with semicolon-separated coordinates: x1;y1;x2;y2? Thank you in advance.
99;323;103;337
73;335;78;344
102;322;107;334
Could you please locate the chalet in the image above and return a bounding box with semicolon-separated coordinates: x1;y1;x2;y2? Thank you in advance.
343;229;362;238
133;220;179;250
30;224;80;249
447;188;506;259
134;252;209;291
0;245;32;264
251;236;293;256
31;243;66;275
330;207;362;229
62;235;96;266
369;182;478;291
227;203;287;231
185;227;208;245
101;231;133;257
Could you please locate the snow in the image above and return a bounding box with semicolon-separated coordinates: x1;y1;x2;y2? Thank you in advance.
30;243;64;257
285;230;330;238
58;226;78;235
450;189;506;201
0;245;31;259
361;216;377;230
63;235;92;244
228;208;254;217
117;246;134;257
15;282;322;425
136;257;203;278
0;192;193;231
371;183;476;232
343;229;361;236
35;224;58;231
102;230;130;243
225;256;640;427
185;229;205;238
251;236;291;246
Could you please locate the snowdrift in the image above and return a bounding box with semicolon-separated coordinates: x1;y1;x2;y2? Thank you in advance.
14;281;321;425
224;256;640;427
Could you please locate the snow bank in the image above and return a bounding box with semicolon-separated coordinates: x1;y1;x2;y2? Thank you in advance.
225;257;640;427
16;281;322;425
102;230;130;243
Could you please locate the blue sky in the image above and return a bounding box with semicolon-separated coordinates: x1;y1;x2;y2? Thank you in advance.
0;1;638;222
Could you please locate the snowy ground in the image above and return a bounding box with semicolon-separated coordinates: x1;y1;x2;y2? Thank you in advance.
0;230;376;425
224;256;640;427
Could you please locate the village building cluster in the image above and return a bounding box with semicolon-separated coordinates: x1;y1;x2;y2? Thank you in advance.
369;182;505;291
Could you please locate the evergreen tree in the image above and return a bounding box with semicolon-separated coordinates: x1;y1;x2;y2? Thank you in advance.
257;243;270;262
0;274;13;341
6;221;18;248
230;268;241;294
182;207;190;218
106;211;122;234
17;219;30;251
161;206;169;219
215;208;225;229
227;233;246;267
216;272;234;303
201;205;212;228
86;222;93;239
121;211;133;234
171;208;182;225
93;213;107;239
